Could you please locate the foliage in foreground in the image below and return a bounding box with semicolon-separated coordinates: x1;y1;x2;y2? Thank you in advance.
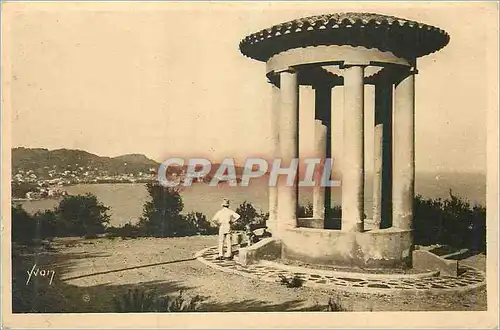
278;274;304;288
326;297;345;312
11;193;110;242
112;289;203;312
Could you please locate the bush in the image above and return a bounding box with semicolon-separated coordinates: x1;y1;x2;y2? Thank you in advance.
182;212;218;236
414;190;486;252
11;204;37;243
233;201;267;231
106;222;143;239
56;194;110;238
327;297;345;312
308;297;346;312
12;194;111;241
278;274;304;288
113;289;203;312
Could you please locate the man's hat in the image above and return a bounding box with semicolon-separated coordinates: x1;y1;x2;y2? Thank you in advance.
221;198;230;207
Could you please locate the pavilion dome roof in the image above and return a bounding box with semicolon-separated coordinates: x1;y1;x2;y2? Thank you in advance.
239;12;450;62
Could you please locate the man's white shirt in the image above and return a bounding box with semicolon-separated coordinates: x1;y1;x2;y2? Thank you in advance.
212;208;241;234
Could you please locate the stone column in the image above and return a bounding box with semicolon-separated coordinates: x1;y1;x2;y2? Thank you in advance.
313;86;332;220
341;65;365;232
373;80;393;229
393;69;416;230
277;69;299;232
267;81;280;234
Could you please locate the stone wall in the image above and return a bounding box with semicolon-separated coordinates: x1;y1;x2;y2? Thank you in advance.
281;227;413;268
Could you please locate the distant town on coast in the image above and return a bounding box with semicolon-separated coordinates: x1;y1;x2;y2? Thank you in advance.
11;147;161;200
11;147;252;201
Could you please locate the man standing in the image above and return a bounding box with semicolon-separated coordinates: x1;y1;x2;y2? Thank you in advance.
212;198;240;260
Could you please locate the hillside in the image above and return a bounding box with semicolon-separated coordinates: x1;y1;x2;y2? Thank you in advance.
12;147;160;176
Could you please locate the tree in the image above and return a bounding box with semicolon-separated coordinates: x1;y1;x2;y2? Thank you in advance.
138;182;184;237
56;193;110;238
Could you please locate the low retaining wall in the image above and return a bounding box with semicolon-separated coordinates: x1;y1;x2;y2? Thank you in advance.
236;238;282;266
281;227;413;268
412;249;459;277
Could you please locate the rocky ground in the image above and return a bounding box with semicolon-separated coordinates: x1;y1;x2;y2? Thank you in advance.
11;236;487;313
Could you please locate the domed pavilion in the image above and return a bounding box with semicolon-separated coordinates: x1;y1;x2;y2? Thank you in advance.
238;12;449;268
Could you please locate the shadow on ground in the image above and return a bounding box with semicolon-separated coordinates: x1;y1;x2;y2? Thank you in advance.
11;239;487;313
12;241;323;313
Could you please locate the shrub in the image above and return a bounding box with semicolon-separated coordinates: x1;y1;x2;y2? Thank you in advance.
182;212;218;235
11;203;37;243
106;222;143;239
233;201;267;231
12;194;111;241
326;297;345;312
307;297;345;312
413;190;486;252
113;289;203;313
278;274;304;288
56;194;110;238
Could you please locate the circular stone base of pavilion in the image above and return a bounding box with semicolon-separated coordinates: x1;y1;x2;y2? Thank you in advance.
195;246;486;294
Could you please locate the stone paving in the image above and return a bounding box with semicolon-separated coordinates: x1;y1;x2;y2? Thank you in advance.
195;246;486;294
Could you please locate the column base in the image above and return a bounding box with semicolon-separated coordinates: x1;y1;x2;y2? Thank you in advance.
281;227;413;268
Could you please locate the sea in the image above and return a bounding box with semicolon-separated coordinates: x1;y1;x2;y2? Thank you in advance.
18;172;486;227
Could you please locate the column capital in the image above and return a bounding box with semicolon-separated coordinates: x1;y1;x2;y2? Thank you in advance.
394;67;418;86
267;72;281;87
340;61;369;69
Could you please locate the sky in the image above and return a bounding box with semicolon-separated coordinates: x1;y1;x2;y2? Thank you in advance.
5;1;497;173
